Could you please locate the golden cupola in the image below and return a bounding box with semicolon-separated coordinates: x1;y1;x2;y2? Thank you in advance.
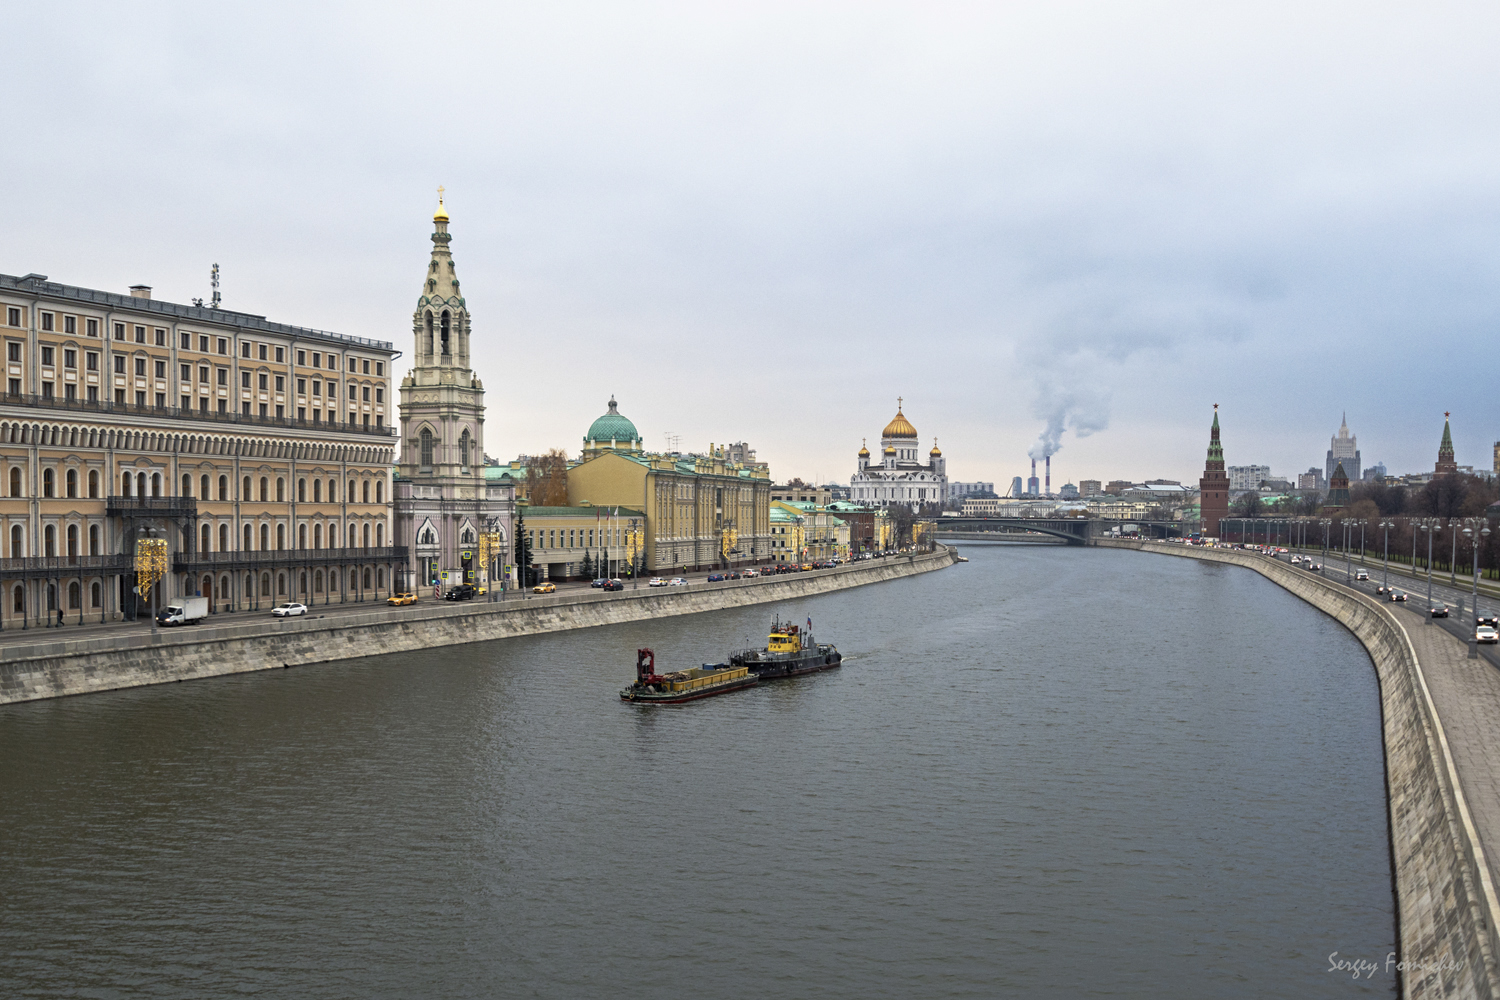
930;438;942;456
882;400;917;440
858;438;870;457
433;190;449;223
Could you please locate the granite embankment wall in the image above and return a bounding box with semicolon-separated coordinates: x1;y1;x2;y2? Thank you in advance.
1100;539;1500;999
0;547;956;706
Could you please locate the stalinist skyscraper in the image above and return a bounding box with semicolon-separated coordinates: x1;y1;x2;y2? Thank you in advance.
393;192;514;592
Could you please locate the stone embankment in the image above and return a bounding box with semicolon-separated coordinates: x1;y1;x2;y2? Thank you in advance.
0;546;956;706
1100;539;1500;1000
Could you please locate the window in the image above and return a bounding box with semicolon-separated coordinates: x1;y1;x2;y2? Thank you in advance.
275;347;284;362
9;377;20;395
259;477;268;502
241;342;252;358
41;346;53;366
274;375;284;392
87;386;97;402
313;479;321;502
217;368;227;386
258;344;267;361
115;389;125;404
298;478;306;502
199;335;209;352
375;388;383;403
87;318;98;337
327;380;336;397
43;468;54;497
181;394;190;410
86;351;98;371
134;325;145;343
219;475;228;501
182;474;192;496
375;481;383;503
155;392;165;407
201;474;210;498
64;350;76;369
89;470;98;498
297;378;306;394
41;382;52;398
7;342;18;361
217;338;227;355
243;475;251;498
6;307;19;327
297;350;306;366
419;428;433;468
349;384;356;399
312;352;322;368
180;332;191;349
241;371;250;388
135;391;145;406
40;312;53;331
362;481;370;504
114;356;125;374
154;360;166;378
154;328;165;346
362;386;370;402
64;316;76;334
65;468;76;498
134;358;146;376
181;364;192;381
258;373;267;391
113;322;125;340
275;404;283;417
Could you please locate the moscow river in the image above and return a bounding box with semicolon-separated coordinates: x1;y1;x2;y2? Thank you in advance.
0;543;1395;998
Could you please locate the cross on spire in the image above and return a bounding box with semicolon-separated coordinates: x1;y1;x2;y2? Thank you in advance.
437;184;445;201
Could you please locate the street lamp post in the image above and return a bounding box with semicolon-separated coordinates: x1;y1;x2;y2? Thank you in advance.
1344;520;1352;584
1379;520;1394;593
1451;519;1461;588
1419;519;1438;620
1463;519;1491;659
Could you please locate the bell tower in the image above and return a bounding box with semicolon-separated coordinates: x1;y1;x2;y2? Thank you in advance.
394;191;512;594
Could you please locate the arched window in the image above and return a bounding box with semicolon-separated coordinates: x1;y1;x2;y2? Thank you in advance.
375;481;383;504
459;430;470;471
298;524;307;549
260;523;269;551
66;469;77;498
277;573;286;596
182;473;192;496
42;468;54;497
67;524;78;559
10;524;22;557
243;524;253;550
276;523;285;550
259;477;269;502
10;466;22;497
363;567;372;588
89;470;99;498
201;524;211;552
376;523;384;547
276;478;285;502
219;475;229;501
68;582;80;610
121;472;131;497
90;582;101;609
299;571;307;596
137;472;147;497
328;478;337;502
425;311;434;356
313;479;322;502
362;522;370;548
13;583;23;613
219;523;228;551
89;525;99;556
440;310;451;355
349;524;356;548
243;476;252;499
315;570;324;593
419;428;433;468
377;567;385;588
261;572;271;597
362;480;370;504
152;473;161;498
44;525;56;557
298;478;306;502
201;474;210;499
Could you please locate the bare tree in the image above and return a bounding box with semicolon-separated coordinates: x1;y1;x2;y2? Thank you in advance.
527;449;571;507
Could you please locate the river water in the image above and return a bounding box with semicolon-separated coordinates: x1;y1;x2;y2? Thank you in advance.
0;543;1395;998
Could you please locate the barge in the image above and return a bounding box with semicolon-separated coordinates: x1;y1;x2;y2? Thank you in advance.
620;648;758;704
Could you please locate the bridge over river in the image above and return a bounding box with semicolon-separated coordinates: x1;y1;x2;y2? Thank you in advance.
934;517;1186;545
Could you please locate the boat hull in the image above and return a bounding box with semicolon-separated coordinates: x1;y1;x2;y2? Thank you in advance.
620;675;759;704
735;647;842;680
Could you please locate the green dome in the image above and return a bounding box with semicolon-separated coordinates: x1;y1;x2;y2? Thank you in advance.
586;396;641;444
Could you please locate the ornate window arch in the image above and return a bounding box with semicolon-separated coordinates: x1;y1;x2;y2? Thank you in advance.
419;427;434;469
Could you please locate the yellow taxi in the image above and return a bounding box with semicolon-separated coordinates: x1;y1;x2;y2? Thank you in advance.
387;592;419;607
533;581;557;594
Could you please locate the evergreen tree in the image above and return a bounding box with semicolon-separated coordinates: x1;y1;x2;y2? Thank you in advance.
514;508;534;587
580;550;595;580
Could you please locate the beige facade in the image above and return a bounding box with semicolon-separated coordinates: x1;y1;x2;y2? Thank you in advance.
0;272;399;626
521;505;644;580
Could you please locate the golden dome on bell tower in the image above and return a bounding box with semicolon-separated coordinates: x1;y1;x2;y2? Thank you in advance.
882;397;917;439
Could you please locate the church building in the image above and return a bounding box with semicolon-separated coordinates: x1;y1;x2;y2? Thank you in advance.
392;194;515;592
849;400;948;510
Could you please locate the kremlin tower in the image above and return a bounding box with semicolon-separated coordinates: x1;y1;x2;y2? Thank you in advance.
1435;412;1459;477
1198;405;1229;538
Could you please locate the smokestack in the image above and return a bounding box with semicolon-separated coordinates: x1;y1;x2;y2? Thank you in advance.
1027;458;1039;497
1045;455;1051;496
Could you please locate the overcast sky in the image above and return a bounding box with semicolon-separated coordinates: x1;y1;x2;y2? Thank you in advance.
5;3;1499;488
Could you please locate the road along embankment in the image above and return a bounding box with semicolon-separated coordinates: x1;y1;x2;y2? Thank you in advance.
0;547;956;706
1099;539;1500;1000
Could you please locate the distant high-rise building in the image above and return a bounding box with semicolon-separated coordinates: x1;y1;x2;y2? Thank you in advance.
1009;476;1024;498
1198;405;1229;537
948;481;996;501
1079;479;1102;496
1436;412;1458;477
1326;414;1360;483
1362;463;1387;482
1059;482;1079;499
1227;465;1272;491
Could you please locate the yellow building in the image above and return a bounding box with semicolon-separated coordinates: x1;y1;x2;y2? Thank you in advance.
768;504;805;563
520;504;643;581
1;272;399;625
566;398;771;572
772;500;848;561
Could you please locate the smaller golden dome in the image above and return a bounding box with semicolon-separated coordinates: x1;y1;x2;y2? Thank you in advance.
858;437;870;457
883;445;896;455
434;192;449;223
930;438;942;456
882;399;917;440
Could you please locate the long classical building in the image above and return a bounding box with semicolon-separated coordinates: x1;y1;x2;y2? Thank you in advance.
392;197;515;592
564;397;772;573
850;399;948;509
0;272;401;627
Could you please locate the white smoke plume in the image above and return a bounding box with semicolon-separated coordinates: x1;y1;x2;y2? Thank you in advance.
1026;378;1112;460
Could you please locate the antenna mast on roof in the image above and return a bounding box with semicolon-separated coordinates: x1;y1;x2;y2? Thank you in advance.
211;263;221;309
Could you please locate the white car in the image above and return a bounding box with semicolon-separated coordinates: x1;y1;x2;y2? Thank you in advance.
648;577;667;588
1355;570;1369;581
668;577;688;586
1477;625;1499;645
1291;556;1302;565
272;602;308;617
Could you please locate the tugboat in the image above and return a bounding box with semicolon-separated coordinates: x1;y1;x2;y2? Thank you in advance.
620;648;758;704
730;616;842;680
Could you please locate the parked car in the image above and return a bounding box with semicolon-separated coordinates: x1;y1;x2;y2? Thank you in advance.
602;579;624;592
272;602;308;617
706;574;725;583
1478;625;1500;645
532;582;556;595
1431;604;1450;618
445;584;476;601
387;592;418;606
668;577;688;586
648;577;667;588
1355;570;1369;581
1390;591;1408;603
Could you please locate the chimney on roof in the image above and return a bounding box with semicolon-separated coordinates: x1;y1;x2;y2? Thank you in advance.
129;285;152;300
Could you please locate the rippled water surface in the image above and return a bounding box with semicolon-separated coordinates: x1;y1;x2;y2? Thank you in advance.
1;544;1395;997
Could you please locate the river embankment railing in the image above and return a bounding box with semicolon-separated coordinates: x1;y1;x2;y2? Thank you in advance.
0;546;957;705
1099;538;1500;1000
